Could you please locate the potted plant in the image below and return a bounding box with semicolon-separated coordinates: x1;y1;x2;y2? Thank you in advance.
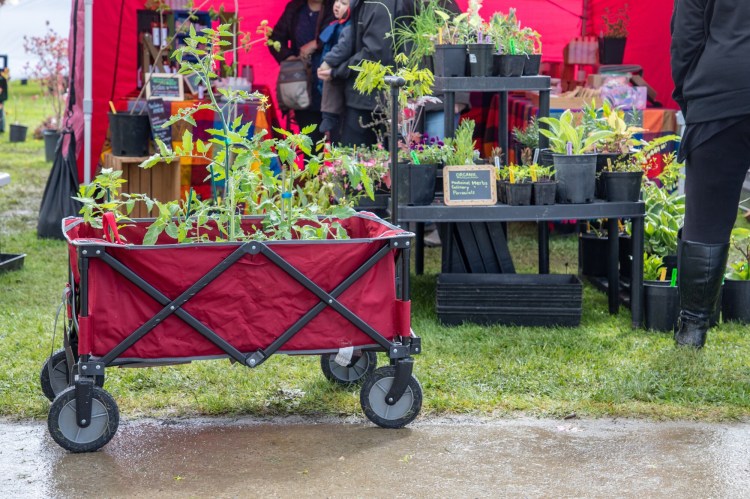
392;0;444;72
8;96;28;143
722;227;750;324
489;11;526;77
642;253;679;332
23;24;68;161
496;164;532;206
443;118;479;166
539;110;612;204
599;4;629;65
580;222;609;278
462;3;493;77
519;27;542;76
583;100;641;197
512;116;539;165
600;157;642;202
433;9;469;77
530;163;556;205
397;136;443;205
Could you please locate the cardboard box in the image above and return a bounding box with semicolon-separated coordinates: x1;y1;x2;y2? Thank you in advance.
526;90;602;110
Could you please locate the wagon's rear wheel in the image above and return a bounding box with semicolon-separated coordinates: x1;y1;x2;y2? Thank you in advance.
40;349;72;402
47;385;119;453
360;366;422;428
320;351;377;385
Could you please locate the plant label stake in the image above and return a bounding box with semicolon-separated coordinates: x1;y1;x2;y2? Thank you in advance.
532;148;539;165
659;267;667;281
670;269;678;287
530;165;538;182
410;150;420;165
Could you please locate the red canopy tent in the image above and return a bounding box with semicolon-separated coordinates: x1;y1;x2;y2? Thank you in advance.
68;0;675;183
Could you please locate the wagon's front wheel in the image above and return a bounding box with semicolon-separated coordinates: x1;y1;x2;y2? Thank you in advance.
48;385;119;453
320;351;377;385
360;366;422;428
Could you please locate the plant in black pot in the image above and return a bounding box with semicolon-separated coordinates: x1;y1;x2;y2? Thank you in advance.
722;228;750;324
433;9;470;77
642;253;680;332
529;163;556;205
8;97;28;143
512;116;539;166
466;28;495;77
496;164;532;206
489;11;526;77
23;24;68;159
392;0;446;71
539;110;612;204
397;139;442;206
583;100;642;198
598;4;629;65
599;157;643;202
519;27;542;76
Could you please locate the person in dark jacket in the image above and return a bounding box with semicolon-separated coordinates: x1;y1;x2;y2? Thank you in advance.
318;0;415;146
0;68;8;133
317;0;353;143
269;0;334;144
670;0;750;348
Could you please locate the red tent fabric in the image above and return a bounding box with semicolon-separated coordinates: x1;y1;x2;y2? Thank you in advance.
69;0;675;182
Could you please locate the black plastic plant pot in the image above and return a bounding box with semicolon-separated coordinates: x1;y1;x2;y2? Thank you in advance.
580;232;608;278
43;129;61;162
9;124;28;143
553;154;597;204
493;54;525;77
108;112;151;157
436;273;583;327
467;43;494;77
434;44;467;77
420;55;434;74
522;54;542;76
0;253;25;273
539;148;554;167
504;182;532;206
496;180;507;204
721;279;750;324
533;181;557;205
643;281;679;332
599;37;627;65
397;163;437;206
595;152;631;199
603;171;643;202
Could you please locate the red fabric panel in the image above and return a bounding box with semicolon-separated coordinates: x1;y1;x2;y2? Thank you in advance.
586;0;676;109
66;216;406;359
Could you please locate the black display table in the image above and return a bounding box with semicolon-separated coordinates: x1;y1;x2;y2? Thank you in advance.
398;201;646;328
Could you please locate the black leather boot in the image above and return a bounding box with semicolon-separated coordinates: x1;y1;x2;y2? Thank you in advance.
674;238;729;348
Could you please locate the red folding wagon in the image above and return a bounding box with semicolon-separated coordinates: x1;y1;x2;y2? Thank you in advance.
42;213;422;452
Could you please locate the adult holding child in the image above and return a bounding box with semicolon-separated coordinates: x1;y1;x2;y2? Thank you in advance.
269;0;334;144
317;0;353;143
318;0;415;146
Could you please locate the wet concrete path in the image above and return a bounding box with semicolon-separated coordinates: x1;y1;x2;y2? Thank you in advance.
1;416;749;498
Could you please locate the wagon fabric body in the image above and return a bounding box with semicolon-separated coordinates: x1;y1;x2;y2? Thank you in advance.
42;213;423;452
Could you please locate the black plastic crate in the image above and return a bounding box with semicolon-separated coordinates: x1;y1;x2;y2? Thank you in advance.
436;273;583;327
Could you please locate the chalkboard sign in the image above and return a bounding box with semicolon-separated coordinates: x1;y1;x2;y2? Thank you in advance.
145;73;184;101
443;165;497;206
146;98;172;146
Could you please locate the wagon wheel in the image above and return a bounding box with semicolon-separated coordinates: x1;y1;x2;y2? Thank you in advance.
47;385;119;453
320;351;377;385
40;350;104;401
360;366;422;429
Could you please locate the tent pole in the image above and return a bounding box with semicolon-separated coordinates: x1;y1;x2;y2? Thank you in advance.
84;0;94;184
581;0;589;36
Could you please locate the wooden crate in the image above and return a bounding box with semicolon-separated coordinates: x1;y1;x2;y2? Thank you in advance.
103;153;181;218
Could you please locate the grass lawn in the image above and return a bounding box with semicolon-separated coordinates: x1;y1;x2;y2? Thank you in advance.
1;80;749;422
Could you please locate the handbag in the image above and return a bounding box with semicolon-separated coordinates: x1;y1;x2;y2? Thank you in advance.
276;59;312;112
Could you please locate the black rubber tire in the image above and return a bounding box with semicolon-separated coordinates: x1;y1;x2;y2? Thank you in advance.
320;351;377;385
47;385;119;453
40;350;103;402
360;366;422;429
40;350;71;402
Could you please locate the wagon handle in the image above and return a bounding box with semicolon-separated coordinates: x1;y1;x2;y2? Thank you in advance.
102;212;124;244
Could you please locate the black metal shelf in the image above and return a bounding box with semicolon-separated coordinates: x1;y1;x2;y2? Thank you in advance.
434;76;552;92
398;200;645;223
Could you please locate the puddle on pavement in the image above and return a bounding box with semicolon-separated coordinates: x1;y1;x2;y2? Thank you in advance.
1;417;748;498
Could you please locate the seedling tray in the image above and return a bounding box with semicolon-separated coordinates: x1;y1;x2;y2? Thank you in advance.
0;253;25;273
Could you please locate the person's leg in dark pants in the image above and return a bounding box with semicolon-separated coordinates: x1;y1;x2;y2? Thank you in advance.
677;116;750;348
340;107;378;147
292;109;325;145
